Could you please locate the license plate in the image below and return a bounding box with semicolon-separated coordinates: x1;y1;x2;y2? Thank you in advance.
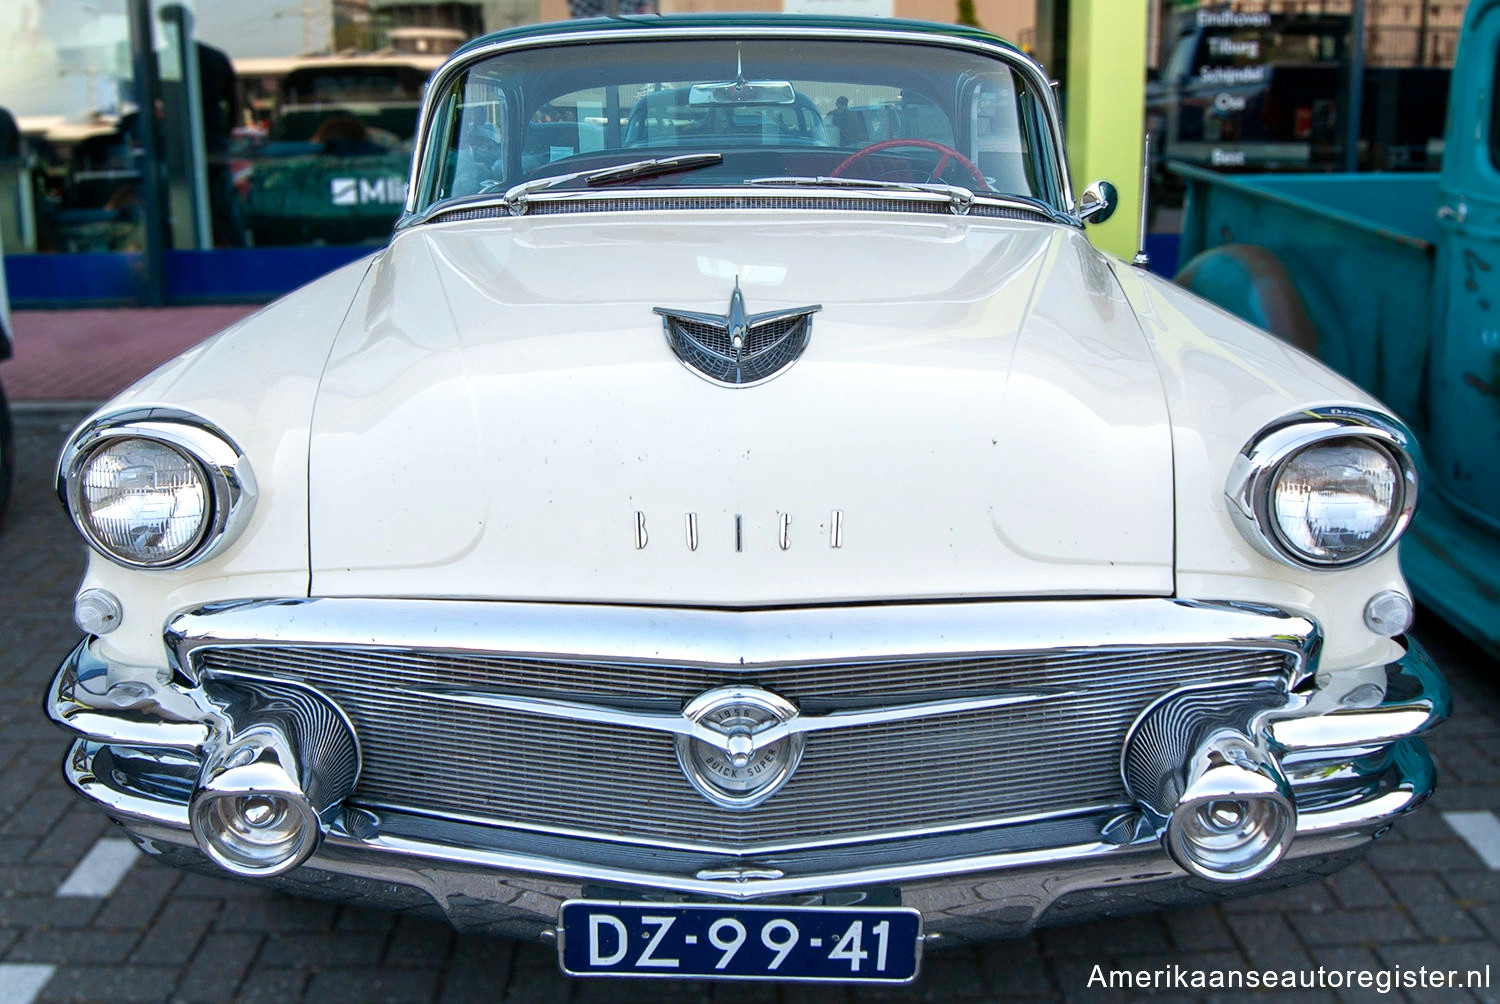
558;900;922;982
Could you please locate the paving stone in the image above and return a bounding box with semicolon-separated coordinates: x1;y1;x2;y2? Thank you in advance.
1384;874;1487;940
1162;906;1237;952
333;904;399;933
438;937;516;1004
383;913;452;968
1366;837;1485;873
0;897;101;931
501;964;580;1003
1323;863;1395;910
210;898;339;933
976;937;1056;997
128;897;219;967
174;932;261;1003
305;967;442;1001
232;968;309;1004
1218;880;1337;914
900;952;987;1000
37;965;179;1003
1289;908;1423;947
1307;944;1392;1003
256;931;387;969
1224;912;1316;970
172;872;278;901
8;929;139;965
1040;916;1171;957
1376;941;1500;1002
1451;870;1500;906
1048;957;1130;1004
706;981;785;1003
90;868;177;930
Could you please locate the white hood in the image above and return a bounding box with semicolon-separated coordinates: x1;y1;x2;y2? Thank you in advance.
308;211;1174;604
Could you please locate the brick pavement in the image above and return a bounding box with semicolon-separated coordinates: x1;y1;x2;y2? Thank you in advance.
3;308;258;402
2;406;1499;1002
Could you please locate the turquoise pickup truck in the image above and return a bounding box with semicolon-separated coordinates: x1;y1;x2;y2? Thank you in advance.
1175;0;1500;656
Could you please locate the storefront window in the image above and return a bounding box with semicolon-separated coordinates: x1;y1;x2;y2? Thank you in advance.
1;0;139;255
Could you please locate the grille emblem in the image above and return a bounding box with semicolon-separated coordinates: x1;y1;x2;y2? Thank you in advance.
675;686;805;809
654;280;821;386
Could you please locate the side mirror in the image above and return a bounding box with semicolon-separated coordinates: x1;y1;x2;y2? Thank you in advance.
1078;180;1118;225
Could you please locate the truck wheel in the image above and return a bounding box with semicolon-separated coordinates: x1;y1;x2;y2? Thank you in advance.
1175;244;1320;355
0;377;11;530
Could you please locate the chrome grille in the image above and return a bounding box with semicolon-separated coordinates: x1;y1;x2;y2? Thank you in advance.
194;644;1290;850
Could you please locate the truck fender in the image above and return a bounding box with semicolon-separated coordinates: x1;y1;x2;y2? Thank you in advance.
1175;244;1322;356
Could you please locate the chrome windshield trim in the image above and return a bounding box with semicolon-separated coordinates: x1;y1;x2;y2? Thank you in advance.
166;597;1319;687
399;24;1072;222
401;185;1062;230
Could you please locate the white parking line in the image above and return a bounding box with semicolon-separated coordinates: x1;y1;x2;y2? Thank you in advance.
0;964;56;1004
55;837;139;897
1444;810;1500;870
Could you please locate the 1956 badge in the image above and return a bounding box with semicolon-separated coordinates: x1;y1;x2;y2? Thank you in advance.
674;687;805;809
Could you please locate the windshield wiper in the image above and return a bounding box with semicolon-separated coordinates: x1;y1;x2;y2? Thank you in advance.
745;175;1064;221
585;153;724;186
489;154;724;215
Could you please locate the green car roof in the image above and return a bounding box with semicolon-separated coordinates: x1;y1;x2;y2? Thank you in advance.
453;13;1022;58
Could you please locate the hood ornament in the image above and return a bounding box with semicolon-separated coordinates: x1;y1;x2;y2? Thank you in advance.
654;280;821;386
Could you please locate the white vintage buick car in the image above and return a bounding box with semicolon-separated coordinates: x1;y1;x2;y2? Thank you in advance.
48;15;1448;984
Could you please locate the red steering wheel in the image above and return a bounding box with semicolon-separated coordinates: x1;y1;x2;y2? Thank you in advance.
830;138;988;189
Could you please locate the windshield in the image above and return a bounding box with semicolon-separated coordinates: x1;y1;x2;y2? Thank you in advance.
417;37;1056;210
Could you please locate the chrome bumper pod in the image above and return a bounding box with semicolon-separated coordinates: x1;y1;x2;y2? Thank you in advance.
45;611;1449;942
47;643;360;877
1124;684;1297;881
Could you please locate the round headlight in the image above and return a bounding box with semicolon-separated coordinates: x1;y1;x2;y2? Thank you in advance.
1226;409;1418;571
1271;440;1401;564
76;437;209;566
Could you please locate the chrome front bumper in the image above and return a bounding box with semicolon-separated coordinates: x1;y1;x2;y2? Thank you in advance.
46;617;1448;943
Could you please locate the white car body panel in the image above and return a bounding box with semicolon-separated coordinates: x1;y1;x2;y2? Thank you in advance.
77;258;372;670
306;214;1176;603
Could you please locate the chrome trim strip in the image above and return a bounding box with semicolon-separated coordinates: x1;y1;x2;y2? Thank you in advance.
1270;638;1449;752
407;684;1081;754
46;643;213;750
165;597;1319;687
1225;406;1420;570
56;408;258;570
351;790;1130;857
399;25;1074;221
409;186;1062;230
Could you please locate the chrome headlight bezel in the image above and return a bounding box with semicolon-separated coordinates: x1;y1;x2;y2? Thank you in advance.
1226;407;1419;570
57;409;257;569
